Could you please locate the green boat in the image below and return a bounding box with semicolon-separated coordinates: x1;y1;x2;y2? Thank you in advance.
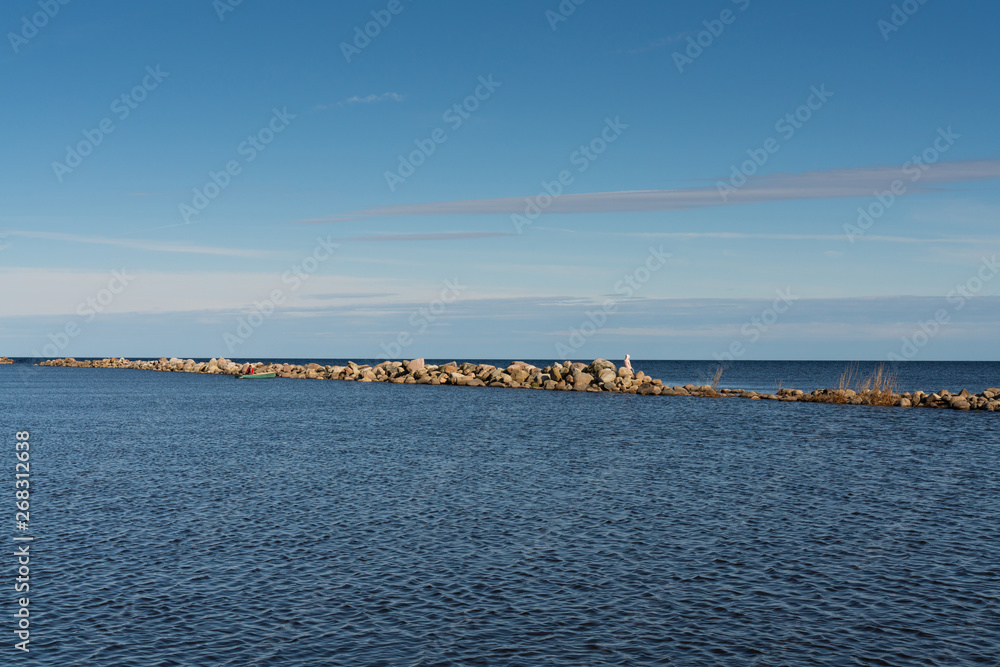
236;372;276;379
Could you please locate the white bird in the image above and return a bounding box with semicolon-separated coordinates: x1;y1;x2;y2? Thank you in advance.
624;354;632;371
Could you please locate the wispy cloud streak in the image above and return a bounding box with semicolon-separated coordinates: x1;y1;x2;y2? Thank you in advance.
334;232;514;242
308;159;1000;222
312;92;405;111
345;92;404;104
610;231;999;244
6;231;279;258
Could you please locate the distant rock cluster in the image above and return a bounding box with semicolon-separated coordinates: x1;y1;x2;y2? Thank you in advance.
36;356;1000;411
0;356;14;364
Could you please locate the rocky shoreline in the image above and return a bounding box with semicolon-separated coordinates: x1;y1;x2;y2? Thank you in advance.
0;356;13;364
36;356;1000;412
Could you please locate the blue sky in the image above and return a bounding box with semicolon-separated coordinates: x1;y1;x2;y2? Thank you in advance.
2;0;999;360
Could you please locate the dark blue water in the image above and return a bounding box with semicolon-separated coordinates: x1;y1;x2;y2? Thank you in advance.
2;362;998;665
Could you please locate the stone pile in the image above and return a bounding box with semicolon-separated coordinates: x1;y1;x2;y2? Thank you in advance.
36;357;1000;411
0;356;13;364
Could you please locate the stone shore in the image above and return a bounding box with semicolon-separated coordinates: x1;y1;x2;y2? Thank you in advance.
0;357;13;364
36;356;1000;411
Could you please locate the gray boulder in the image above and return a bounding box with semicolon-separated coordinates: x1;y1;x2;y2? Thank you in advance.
588;359;616;374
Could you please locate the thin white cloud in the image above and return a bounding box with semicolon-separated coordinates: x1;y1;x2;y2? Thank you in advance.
6;231;280;258
332;232;514;242
612;231;998;244
344;92;404;104
536;226;999;245
307;159;1000;222
0;268;417;318
624;33;688;54
336;232;517;243
588;321;966;340
310;93;405;112
302;292;398;299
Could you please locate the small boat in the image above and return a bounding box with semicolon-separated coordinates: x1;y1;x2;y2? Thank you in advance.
236;372;276;379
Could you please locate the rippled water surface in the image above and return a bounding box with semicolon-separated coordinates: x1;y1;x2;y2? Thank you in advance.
3;362;999;665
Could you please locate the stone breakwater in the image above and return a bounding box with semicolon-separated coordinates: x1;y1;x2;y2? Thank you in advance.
0;357;13;364
37;356;1000;411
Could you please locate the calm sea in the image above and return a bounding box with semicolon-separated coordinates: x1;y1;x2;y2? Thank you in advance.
2;360;998;665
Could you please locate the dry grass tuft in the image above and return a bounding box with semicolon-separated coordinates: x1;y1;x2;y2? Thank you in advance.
829;363;860;403
837;363;860;392
710;364;725;391
858;364;899;406
698;364;725;397
831;362;898;406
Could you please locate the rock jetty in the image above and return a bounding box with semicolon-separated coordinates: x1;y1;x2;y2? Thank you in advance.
0;356;13;364
37;357;999;411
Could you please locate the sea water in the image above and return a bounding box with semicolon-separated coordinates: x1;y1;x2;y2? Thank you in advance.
2;361;998;665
